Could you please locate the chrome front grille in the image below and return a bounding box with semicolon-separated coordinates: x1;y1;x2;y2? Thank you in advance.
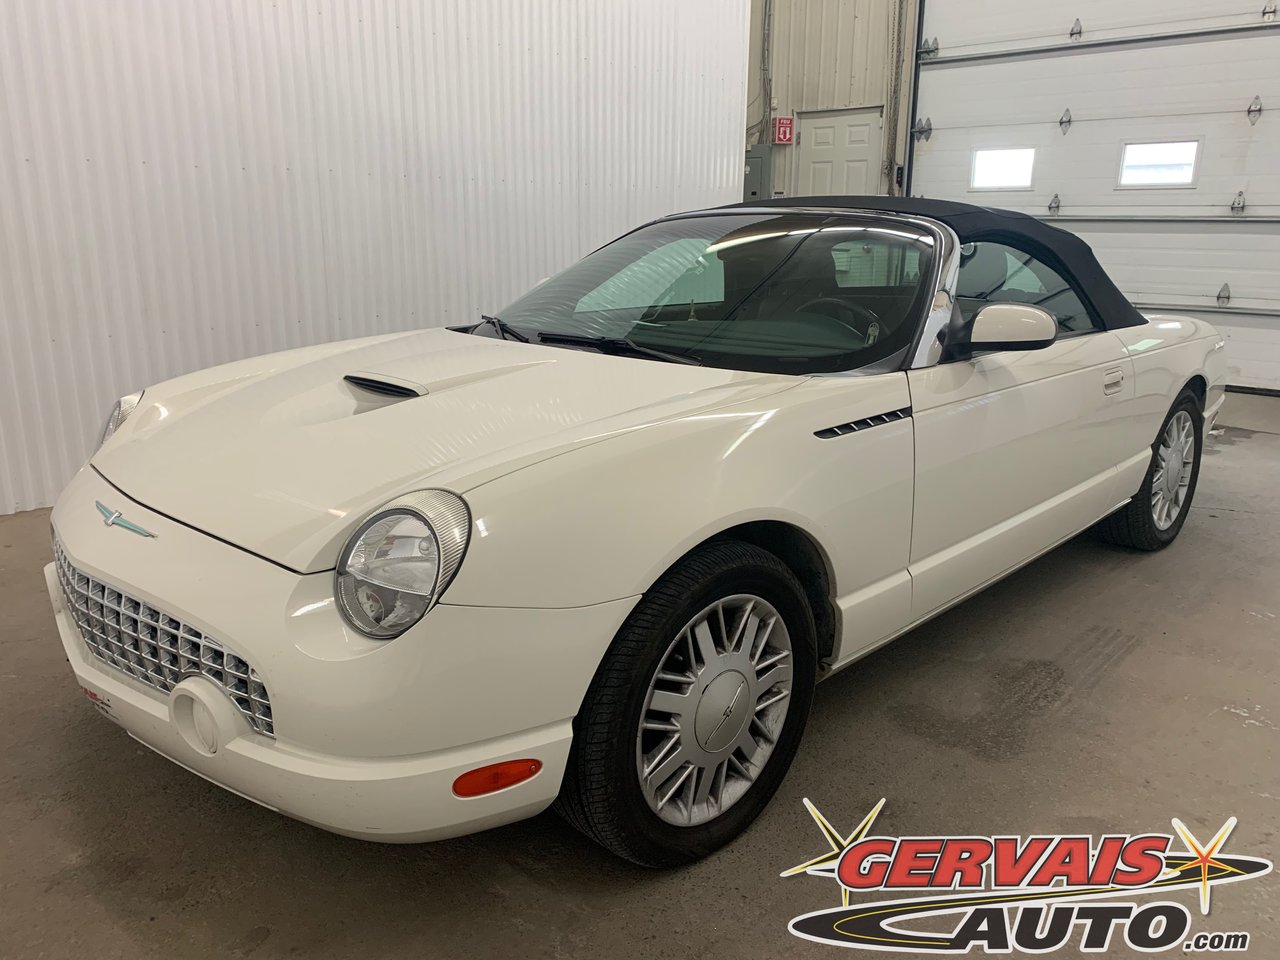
53;539;274;737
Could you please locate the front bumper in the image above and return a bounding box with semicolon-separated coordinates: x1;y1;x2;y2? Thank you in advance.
47;467;637;842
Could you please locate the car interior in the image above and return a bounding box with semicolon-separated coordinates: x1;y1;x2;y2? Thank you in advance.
954;241;1096;334
591;223;936;371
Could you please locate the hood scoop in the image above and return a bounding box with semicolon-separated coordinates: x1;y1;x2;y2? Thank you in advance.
344;372;428;399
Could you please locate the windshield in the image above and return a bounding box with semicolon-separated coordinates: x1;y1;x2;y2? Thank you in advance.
489;213;936;374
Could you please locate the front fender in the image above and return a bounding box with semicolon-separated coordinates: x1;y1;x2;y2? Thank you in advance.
444;375;915;612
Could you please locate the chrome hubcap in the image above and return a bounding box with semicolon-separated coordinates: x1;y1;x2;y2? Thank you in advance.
1152;410;1196;531
636;594;793;826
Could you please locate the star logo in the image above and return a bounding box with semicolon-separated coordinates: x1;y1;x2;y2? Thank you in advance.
1171;816;1238;915
780;796;885;906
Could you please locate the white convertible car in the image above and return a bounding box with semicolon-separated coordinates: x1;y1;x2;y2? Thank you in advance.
47;197;1226;865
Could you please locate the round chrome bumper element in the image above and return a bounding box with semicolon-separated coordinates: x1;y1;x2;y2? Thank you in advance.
169;676;251;756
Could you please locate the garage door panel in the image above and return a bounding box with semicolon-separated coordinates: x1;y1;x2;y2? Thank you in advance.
924;1;1268;59
1215;320;1280;390
917;36;1280;130
914;61;1280;212
915;125;1280;217
1079;227;1280;309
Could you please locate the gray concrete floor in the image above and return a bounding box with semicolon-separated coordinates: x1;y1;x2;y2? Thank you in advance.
2;396;1277;960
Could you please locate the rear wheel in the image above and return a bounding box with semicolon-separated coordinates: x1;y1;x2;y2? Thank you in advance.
555;540;816;866
1097;389;1202;550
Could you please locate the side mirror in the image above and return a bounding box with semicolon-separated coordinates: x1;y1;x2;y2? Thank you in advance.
968;303;1057;353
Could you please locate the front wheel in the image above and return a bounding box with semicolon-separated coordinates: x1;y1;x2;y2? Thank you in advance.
555;540;817;866
1097;389;1203;550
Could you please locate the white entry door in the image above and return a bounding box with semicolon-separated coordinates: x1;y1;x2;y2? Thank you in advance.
795;108;884;196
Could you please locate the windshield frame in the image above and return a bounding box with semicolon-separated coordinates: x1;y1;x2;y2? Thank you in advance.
481;208;952;377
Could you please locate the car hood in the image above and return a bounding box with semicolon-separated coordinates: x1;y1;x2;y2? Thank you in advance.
93;328;795;572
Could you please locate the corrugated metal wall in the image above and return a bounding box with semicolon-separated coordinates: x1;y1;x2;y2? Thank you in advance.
746;0;914;196
773;0;891;113
0;0;749;515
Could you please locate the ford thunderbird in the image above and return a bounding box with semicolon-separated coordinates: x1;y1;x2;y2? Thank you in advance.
46;197;1227;865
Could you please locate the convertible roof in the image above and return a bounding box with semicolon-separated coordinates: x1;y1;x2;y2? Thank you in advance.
713;195;1146;330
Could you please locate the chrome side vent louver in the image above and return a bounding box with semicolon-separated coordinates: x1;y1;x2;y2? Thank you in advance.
815;407;911;439
343;373;428;399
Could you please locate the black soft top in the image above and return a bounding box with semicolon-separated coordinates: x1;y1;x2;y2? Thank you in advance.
714;195;1146;330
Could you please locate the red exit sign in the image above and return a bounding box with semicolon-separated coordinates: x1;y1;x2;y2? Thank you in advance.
772;116;794;145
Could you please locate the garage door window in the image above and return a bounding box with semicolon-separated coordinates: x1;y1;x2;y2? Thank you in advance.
1119;141;1199;187
970;148;1035;190
955;242;1095;335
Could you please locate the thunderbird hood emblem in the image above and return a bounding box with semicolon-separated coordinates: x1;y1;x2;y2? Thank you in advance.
95;501;156;538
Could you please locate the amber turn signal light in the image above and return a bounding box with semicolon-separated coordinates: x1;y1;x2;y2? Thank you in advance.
452;759;543;798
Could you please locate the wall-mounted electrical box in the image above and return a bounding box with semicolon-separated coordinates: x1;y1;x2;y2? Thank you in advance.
743;144;773;202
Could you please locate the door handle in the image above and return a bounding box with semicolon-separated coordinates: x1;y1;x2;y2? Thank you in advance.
1103;368;1124;396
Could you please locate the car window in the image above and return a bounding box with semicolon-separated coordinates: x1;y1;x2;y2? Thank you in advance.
955;241;1095;335
831;241;921;289
494;214;937;375
577;239;724;313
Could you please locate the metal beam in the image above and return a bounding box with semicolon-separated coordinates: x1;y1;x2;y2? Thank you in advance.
903;0;927;195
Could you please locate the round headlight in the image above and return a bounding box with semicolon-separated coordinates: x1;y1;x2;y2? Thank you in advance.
99;391;144;448
335;490;471;639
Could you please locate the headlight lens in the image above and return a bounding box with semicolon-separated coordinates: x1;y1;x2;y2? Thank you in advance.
335;490;471;639
99;391;144;447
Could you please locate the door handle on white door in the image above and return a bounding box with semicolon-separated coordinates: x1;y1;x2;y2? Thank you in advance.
1103;368;1124;395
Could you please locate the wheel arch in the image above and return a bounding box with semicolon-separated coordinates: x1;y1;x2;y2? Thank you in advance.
663;519;840;666
1182;373;1207;408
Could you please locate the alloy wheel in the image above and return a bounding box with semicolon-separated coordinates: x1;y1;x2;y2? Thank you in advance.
1151;409;1196;531
635;594;793;827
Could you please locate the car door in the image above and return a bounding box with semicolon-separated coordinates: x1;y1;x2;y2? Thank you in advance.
906;241;1136;620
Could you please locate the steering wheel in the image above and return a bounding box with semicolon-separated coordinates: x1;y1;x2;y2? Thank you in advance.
795;297;884;342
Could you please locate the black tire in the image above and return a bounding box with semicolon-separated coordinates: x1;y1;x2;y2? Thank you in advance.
1096;388;1203;550
555;539;817;866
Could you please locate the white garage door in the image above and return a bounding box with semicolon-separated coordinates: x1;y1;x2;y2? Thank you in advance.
909;2;1280;390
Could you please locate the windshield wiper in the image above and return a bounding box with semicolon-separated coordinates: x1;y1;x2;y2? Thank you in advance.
476;314;530;342
535;332;703;366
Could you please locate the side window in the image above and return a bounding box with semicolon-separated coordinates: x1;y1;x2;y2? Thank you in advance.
576;239;724;314
955;242;1095;334
832;241;921;288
